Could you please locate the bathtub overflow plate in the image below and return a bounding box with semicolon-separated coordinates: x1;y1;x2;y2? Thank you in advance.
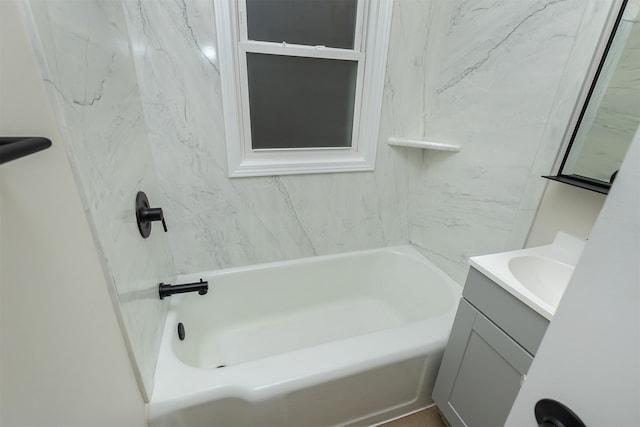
177;322;185;341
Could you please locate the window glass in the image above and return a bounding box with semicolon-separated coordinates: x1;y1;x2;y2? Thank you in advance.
246;53;357;149
246;0;358;49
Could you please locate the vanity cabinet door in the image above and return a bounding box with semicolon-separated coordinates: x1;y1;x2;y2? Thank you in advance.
433;299;533;427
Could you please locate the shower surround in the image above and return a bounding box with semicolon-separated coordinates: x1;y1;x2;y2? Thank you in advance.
123;0;604;283
123;0;410;275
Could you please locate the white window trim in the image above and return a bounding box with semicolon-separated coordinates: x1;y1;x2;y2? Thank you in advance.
215;0;393;177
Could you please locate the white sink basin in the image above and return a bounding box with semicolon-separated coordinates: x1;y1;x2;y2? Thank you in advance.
508;255;574;308
469;232;585;319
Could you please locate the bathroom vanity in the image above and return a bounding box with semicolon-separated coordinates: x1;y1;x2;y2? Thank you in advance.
432;233;585;427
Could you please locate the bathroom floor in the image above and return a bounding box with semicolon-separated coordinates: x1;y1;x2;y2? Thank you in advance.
379;406;447;427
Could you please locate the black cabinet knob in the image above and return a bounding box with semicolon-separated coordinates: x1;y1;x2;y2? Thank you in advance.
135;191;168;238
535;399;585;427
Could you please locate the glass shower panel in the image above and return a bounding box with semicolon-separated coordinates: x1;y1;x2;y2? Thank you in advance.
246;53;357;149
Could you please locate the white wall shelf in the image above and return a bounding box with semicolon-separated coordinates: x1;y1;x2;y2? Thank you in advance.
387;137;460;152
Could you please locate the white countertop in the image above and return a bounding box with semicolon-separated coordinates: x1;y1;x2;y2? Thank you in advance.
469;232;585;320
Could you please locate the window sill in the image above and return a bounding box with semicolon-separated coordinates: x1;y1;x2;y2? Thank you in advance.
228;150;375;177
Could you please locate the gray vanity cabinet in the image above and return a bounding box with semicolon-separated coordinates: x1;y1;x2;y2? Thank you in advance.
433;268;550;427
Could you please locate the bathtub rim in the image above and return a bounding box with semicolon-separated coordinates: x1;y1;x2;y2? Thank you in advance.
175;244;454;285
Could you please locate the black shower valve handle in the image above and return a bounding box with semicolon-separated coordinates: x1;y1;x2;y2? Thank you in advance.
135;191;168;238
139;207;168;232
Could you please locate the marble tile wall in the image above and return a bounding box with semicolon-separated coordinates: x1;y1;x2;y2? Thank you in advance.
405;0;611;283
123;0;611;286
122;0;410;275
23;1;176;400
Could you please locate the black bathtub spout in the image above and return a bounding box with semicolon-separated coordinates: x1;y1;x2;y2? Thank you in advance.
159;279;208;300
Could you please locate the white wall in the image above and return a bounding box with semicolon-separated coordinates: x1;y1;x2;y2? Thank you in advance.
0;0;145;425
526;182;605;246
24;0;177;398
506;128;640;426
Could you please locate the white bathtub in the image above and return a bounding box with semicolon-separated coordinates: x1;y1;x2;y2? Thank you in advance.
149;246;461;426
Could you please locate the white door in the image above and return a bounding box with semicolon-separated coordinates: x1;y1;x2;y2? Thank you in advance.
506;133;640;425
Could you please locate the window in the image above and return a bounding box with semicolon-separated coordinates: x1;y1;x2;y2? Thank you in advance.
215;0;393;177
